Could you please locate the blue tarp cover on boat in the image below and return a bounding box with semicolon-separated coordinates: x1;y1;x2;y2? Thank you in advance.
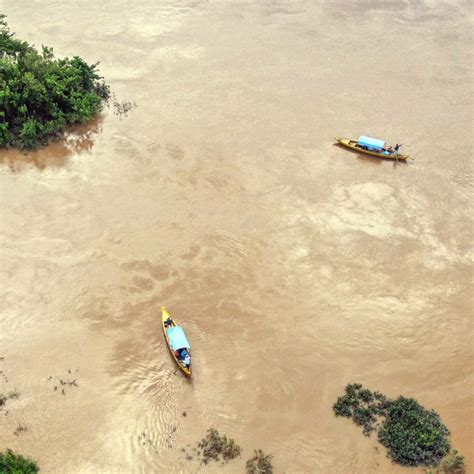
167;326;191;350
358;135;386;150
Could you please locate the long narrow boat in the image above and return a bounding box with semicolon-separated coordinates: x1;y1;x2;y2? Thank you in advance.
334;136;410;161
162;306;192;377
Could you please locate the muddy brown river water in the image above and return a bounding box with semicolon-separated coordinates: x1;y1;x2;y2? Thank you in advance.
0;1;473;473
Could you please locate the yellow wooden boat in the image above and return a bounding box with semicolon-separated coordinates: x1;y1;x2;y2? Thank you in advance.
162;306;192;377
334;136;410;161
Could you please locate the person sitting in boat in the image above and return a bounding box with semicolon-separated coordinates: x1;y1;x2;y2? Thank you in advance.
179;348;191;368
164;317;173;328
383;144;402;154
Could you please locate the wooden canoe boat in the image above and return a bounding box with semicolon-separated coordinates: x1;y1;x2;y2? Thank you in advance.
334;137;410;161
162;306;192;377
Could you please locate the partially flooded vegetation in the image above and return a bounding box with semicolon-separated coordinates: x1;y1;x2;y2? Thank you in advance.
0;389;19;408
435;450;466;474
334;384;463;470
183;428;242;465
182;428;274;472
0;14;109;149
246;449;274;474
0;449;39;473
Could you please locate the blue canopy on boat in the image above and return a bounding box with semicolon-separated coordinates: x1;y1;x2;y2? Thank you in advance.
358;135;386;150
167;326;191;350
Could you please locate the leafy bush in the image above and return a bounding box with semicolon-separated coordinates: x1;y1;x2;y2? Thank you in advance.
0;449;39;473
333;383;388;436
334;384;453;468
246;449;273;474
195;428;242;464
378;396;450;466
425;450;466;474
0;14;109;149
441;450;466;473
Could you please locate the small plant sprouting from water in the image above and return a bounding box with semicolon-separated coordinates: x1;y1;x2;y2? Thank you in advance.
182;429;276;471
246;449;273;474
334;384;456;468
14;423;28;436
182;428;242;465
197;428;242;464
441;450;466;473
425;449;466;474
111;96;137;118
0;389;20;408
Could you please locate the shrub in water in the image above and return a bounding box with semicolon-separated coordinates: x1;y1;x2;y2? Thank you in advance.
441;450;466;473
0;14;109;149
378;396;450;466
195;428;241;464
334;384;454;468
425;450;466;474
246;449;273;474
0;449;39;473
333;383;387;436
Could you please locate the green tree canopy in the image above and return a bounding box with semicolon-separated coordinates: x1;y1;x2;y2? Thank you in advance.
0;449;39;473
0;14;109;149
334;383;452;468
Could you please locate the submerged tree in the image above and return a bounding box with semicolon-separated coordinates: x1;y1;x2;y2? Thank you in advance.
0;449;39;473
334;384;454;468
0;14;109;149
246;449;273;474
378;396;450;466
440;450;466;474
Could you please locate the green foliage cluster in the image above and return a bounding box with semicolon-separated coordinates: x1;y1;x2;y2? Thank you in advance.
441;450;466;473
0;449;39;473
246;449;273;474
426;449;466;474
334;384;453;468
183;429;275;471
0;14;109;149
196;428;242;464
333;383;389;436
378;396;450;466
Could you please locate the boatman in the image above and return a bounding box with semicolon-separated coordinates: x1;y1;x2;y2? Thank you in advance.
180;348;191;367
